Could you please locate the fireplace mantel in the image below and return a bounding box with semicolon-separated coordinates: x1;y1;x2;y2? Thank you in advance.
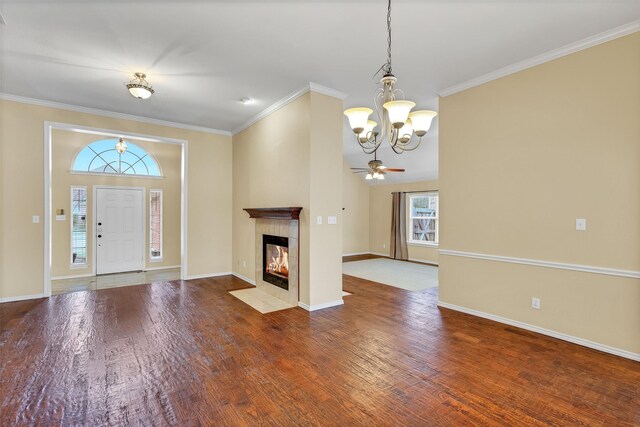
244;207;302;220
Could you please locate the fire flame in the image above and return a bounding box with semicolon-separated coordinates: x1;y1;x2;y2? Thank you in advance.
267;245;289;277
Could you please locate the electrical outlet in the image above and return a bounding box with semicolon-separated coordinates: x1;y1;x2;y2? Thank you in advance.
242;260;246;268
382;243;386;249
531;297;541;310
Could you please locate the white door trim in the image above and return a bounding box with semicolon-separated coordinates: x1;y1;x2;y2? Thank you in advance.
44;122;189;297
93;186;146;275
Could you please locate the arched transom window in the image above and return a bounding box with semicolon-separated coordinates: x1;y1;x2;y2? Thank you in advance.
72;138;162;177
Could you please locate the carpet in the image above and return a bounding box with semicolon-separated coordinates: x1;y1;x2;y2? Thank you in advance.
342;258;438;291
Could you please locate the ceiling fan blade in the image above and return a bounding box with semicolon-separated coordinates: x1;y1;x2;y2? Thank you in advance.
384;168;405;172
352;170;369;174
350;168;370;171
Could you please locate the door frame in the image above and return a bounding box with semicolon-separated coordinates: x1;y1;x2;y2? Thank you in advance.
44;122;188;297
93;186;146;276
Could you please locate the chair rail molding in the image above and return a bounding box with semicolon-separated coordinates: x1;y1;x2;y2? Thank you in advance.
439;249;640;279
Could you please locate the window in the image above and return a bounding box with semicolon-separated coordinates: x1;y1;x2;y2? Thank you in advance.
408;192;438;245
71;138;162;177
150;190;162;260
71;186;88;266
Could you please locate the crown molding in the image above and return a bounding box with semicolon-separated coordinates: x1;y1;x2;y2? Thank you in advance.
231;82;347;136
309;82;348;100
439;20;640;97
0;93;231;136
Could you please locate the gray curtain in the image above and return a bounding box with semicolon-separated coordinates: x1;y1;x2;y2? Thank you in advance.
390;192;408;260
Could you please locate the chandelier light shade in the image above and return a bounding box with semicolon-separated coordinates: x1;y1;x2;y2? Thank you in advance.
408;110;437;136
344;108;374;134
360;120;378;142
126;73;155;99
383;100;415;128
344;0;437;154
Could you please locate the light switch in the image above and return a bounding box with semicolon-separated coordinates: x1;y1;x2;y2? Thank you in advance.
328;216;337;225
316;216;322;225
32;215;40;223
575;218;587;231
56;215;66;221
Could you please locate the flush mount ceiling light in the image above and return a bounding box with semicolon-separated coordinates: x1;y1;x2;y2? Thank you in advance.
344;0;437;155
126;72;154;99
240;97;254;105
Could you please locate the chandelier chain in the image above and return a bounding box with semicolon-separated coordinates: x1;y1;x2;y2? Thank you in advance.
385;0;392;74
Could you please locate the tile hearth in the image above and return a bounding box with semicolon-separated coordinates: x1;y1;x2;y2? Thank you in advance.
229;288;295;313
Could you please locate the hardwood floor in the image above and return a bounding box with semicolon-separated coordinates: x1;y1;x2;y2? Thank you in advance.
1;275;638;426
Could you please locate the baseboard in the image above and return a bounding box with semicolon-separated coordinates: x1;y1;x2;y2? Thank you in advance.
0;293;47;303
185;271;232;280
362;252;439;266
232;272;256;286
144;265;181;272
51;272;95;280
298;299;344;312
342;252;370;257
408;257;439;266
369;251;389;257
437;301;640;362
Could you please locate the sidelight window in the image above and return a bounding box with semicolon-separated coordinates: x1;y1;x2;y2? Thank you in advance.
150;189;163;260
71;186;88;266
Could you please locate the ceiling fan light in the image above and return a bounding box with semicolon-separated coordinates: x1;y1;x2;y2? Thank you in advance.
344;108;373;134
409;110;437;136
377;173;385;180
383;100;415;128
365;173;373;180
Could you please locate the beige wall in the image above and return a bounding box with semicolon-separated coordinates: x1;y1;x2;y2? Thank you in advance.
439;33;640;355
308;91;344;306
50;130;182;277
232;91;344;307
0;99;233;299
342;163;370;255
232;93;311;288
369;180;439;264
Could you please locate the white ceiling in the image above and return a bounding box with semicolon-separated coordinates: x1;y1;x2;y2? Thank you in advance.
1;1;639;183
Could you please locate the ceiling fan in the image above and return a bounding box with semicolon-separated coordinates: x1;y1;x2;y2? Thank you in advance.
351;151;405;180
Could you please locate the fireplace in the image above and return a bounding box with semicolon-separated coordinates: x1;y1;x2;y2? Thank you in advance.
244;207;301;305
262;235;289;290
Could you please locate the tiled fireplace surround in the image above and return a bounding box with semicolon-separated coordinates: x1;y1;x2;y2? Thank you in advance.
245;208;301;305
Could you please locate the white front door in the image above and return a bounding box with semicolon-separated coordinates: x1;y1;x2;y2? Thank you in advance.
96;188;144;275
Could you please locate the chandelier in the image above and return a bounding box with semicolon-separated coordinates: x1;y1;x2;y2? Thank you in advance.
126;73;155;99
344;0;437;154
115;138;128;154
